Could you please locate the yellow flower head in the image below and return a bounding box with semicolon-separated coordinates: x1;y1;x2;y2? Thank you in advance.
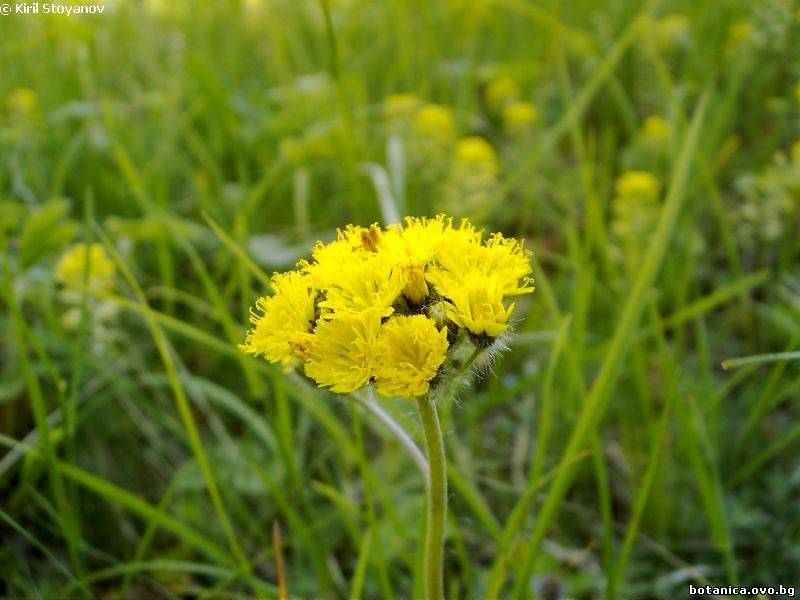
726;21;755;55
303;309;382;393
412;104;456;144
653;14;690;52
240;271;318;366
379;215;450;305
303;223;383;286
485;76;520;113
427;229;533;298
56;243;116;292
642;115;671;144
319;253;404;318
502;101;539;135
791;140;800;165
444;272;514;337
373;315;448;399
7;88;38;115
454;137;499;177
615;171;661;201
384;93;422;122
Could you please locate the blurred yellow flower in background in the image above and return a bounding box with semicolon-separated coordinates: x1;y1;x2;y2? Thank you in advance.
652;14;691;53
6;88;38;115
384;93;423;122
412;104;457;144
454;137;499;177
502;101;539;135
56;243;116;292
440;138;501;220
641;115;672;145
611;171;662;254
485;76;520;113
615;170;661;201
726;21;755;56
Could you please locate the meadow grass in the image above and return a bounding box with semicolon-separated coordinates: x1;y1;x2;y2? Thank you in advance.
1;0;800;598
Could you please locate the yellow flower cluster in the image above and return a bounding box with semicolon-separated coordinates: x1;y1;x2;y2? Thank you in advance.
412;104;457;145
502;101;539;135
484;76;539;135
611;171;661;241
484;76;521;113
453;137;499;178
56;243;116;292
641;115;672;145
241;216;533;399
615;171;661;201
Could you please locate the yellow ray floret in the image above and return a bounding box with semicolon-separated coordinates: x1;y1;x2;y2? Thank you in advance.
56;243;116;292
240;271;318;366
373;315;449;399
318;253;404;318
443;272;514;337
302;223;383;287
303;309;382;393
379;215;450;304
427;230;533;298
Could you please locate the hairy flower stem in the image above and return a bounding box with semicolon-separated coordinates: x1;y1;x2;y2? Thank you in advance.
417;392;447;600
355;389;430;481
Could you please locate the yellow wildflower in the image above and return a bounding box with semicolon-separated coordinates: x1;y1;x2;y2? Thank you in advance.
412;104;456;144
302;223;383;286
502;101;539;135
6;88;38;115
384;93;422;121
379;215;450;305
453;137;499;178
240;271;318;366
615;171;661;201
485;76;520;113
653;14;690;52
612;172;662;244
319;253;404;319
374;315;448;399
443;272;514;337
303;309;382;393
642;116;671;144
791;141;800;165
427;230;533;298
726;21;754;56
56;243;116;292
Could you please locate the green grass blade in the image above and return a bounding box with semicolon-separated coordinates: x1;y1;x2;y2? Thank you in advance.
510;91;709;597
93;224;252;577
721;350;800;370
349;531;372;600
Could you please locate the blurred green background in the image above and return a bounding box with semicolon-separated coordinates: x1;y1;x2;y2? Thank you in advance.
2;0;800;598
